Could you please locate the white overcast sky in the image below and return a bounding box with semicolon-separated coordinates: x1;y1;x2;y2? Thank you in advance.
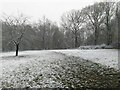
0;0;119;24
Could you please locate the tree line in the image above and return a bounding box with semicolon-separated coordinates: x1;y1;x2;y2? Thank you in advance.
1;1;120;56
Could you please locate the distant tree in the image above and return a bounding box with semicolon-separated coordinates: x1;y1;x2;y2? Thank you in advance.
83;2;105;45
116;2;120;48
116;2;120;28
52;26;64;49
21;25;39;50
37;16;52;49
2;14;28;56
61;10;85;48
81;23;95;45
41;16;46;49
0;21;2;51
103;2;116;45
37;17;65;49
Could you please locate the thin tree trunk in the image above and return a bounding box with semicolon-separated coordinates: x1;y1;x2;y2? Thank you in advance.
94;32;97;45
16;44;19;56
118;16;120;46
74;29;78;48
116;6;120;49
75;35;78;48
94;26;98;45
106;24;110;45
106;3;112;45
106;14;111;45
42;36;45;49
43;22;46;49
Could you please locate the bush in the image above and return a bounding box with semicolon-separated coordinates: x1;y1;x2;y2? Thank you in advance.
111;42;120;49
79;44;113;50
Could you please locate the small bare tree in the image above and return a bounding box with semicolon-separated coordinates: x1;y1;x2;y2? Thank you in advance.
3;14;28;56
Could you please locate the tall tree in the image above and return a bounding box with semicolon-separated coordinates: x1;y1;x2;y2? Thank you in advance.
103;2;116;45
0;20;2;51
37;16;53;49
83;2;105;45
61;10;85;48
42;16;47;49
116;1;120;48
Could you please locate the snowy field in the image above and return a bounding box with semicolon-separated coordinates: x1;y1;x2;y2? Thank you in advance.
1;51;65;88
0;49;119;88
53;49;119;70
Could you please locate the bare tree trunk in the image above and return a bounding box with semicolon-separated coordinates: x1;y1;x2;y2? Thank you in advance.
94;31;97;45
41;28;45;49
94;26;99;45
42;36;45;49
16;44;19;56
106;13;112;45
74;29;78;48
75;35;78;48
118;16;120;46
105;2;114;45
106;25;111;45
116;4;120;49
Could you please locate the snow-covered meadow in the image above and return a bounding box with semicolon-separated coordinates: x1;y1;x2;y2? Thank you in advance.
53;49;119;70
0;49;119;88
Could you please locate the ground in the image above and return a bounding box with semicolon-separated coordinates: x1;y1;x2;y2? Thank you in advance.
0;49;120;88
53;49;119;69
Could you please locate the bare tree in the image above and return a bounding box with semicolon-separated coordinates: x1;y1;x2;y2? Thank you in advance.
83;2;105;45
116;2;120;48
0;20;2;51
103;2;116;45
61;10;85;48
37;16;52;49
2;14;28;56
116;2;120;34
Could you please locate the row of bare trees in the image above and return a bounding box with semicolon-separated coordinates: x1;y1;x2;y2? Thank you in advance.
61;2;119;47
2;15;65;56
1;1;120;56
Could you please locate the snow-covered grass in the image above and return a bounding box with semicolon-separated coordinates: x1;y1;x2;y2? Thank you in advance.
1;51;65;88
53;49;119;70
0;49;119;88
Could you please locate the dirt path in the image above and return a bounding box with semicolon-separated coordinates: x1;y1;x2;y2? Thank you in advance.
0;50;119;88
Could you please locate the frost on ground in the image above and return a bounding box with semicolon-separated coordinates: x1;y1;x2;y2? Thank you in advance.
1;51;64;88
0;50;120;88
53;49;119;70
